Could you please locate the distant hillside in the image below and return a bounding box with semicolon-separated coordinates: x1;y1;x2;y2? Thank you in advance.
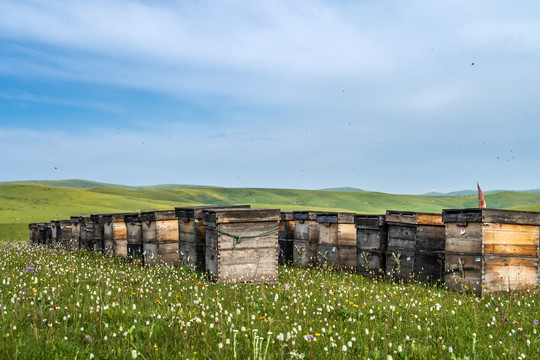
0;179;217;191
319;187;364;192
2;183;540;241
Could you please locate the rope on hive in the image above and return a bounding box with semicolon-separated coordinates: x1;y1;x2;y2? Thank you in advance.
206;225;279;250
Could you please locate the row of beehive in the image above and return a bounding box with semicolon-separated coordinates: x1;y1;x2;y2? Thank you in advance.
29;207;540;295
29;206;282;284
279;209;540;296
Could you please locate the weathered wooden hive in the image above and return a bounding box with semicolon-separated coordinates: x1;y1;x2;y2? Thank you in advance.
37;223;52;247
28;223;39;246
51;220;72;250
70;216;82;251
176;205;251;271
124;213;143;261
293;211;320;267
140;210;179;266
443;208;540;295
385;210;445;282
102;213;128;257
205;208;280;284
355;214;388;277
91;214;105;253
278;211;295;265
316;212;357;270
79;216;95;251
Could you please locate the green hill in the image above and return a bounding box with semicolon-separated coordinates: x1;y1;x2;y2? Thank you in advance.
0;179;216;191
3;182;540;241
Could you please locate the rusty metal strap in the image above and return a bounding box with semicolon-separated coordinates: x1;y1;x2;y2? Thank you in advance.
206;225;278;250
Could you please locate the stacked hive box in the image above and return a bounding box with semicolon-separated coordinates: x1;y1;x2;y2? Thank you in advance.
316;212;357;270
205;208;280;284
443;208;540;295
79;216;95;251
293;211;319;267
278;211;295;265
385;211;445;281
51;220;72;250
102;213;128;257
355;214;388;277
36;223;46;245
91;214;105;253
70;216;82;251
28;223;38;245
124;213;143;262
176;205;251;271
140;210;179;266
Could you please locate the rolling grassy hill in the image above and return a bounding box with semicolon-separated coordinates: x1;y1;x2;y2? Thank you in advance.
2;182;540;241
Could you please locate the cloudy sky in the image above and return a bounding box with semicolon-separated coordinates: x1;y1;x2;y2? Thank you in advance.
1;0;539;194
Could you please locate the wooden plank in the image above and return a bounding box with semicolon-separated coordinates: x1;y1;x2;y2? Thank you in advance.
338;223;357;246
179;242;205;271
483;255;538;294
356;227;388;251
386;250;414;280
387;225;416;250
294;220;319;242
175;205;251;220
143;242;179;267
206;221;278;250
443;208;540;226
386;210;442;226
114;239;127;258
415;225;445;251
355;214;386;230
293;211;318;221
483;223;539;244
357;251;385;277
112;222;127;240
317;244;339;268
444;254;483;293
205;208;280;224
207;247;278;284
414;251;445;281
293;239;317;267
318;223;338;245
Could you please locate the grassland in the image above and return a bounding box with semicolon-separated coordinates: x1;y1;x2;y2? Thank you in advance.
1;241;539;359
2;181;540;241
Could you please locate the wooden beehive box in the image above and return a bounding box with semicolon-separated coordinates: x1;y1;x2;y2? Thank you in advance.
124;213;143;262
140;210;179;266
102;213;128;257
385;210;445;282
79;216;95;251
37;223;52;247
51;220;72;250
293;211;320;267
205;208;280;284
316;212;357;270
91;214;105;253
176;205;251;271
443;208;540;295
70;216;82;251
356;214;387;277
28;223;38;246
279;211;295;265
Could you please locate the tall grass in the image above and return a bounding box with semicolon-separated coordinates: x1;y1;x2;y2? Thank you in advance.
1;241;539;359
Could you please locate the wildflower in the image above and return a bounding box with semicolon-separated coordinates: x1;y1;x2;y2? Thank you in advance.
131;350;138;359
342;345;347;352
90;354;94;359
534;320;539;325
277;333;284;341
448;347;453;353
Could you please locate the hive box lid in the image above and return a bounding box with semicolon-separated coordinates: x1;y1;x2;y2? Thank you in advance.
204;208;280;224
293;211;319;221
281;211;294;221
100;213;129;223
316;212;356;224
385;210;443;226
175;205;251;220
355;214;386;229
123;213;141;223
140;210;176;222
442;208;540;226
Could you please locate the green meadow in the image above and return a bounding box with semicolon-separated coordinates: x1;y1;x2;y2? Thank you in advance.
2;180;540;241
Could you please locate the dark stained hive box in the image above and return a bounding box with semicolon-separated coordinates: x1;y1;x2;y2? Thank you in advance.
293;211;320;267
356;214;387;277
124;213;143;262
102;213;128;257
35;223;47;246
316;212;357;270
278;211;295;265
443;208;540;295
28;223;38;246
176;205;251;271
70;216;82;251
91;214;105;253
79;216;95;251
140;210;179;266
385;211;445;282
51;220;72;250
205;208;280;284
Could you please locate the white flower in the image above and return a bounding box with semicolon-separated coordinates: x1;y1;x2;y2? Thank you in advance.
277;333;284;341
89;354;94;359
131;350;138;359
342;345;347;352
448;347;453;353
132;304;136;310
398;345;402;352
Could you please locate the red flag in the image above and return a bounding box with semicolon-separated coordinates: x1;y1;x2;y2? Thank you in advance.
477;182;486;208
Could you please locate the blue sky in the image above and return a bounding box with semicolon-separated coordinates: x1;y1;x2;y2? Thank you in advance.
1;0;540;194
